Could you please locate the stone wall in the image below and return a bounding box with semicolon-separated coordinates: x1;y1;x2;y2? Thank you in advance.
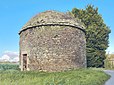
19;25;86;71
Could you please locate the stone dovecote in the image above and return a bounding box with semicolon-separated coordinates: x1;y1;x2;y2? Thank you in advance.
19;11;86;72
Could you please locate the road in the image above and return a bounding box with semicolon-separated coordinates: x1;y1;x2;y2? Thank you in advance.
104;70;114;85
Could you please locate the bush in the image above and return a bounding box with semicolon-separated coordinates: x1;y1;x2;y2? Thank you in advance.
104;54;114;69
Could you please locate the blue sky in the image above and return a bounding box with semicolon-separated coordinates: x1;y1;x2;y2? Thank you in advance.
0;0;114;56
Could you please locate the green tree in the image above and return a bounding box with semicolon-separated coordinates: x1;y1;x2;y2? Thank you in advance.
71;5;111;67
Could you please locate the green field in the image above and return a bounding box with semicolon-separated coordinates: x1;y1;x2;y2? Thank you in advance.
0;67;110;85
0;63;19;70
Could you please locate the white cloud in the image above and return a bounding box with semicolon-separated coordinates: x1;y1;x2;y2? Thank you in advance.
0;51;19;62
0;55;10;62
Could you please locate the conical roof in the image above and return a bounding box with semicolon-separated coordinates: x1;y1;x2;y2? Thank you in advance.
19;11;85;34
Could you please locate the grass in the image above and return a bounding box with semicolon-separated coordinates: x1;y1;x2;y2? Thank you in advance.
0;68;110;85
0;63;19;70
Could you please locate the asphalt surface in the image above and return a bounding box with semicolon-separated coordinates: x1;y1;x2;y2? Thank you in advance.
104;70;114;85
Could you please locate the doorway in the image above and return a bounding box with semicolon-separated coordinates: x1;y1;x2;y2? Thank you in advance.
23;54;27;71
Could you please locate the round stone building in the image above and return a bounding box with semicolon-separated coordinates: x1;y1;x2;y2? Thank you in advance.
19;11;86;71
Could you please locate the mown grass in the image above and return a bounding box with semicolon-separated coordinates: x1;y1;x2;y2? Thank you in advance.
0;68;110;85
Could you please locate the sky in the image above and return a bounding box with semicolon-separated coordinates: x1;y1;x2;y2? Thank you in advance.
0;0;114;60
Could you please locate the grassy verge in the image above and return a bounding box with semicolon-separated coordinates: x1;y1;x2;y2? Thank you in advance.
0;69;110;85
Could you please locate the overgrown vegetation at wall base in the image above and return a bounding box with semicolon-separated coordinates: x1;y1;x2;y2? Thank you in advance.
0;64;19;70
0;69;110;85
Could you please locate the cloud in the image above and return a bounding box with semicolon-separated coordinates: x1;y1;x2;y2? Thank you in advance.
0;51;19;62
0;55;10;61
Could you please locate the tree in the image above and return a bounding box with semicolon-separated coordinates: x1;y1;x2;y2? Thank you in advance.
71;5;111;67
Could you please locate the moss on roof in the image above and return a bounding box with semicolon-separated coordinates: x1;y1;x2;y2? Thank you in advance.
19;10;85;34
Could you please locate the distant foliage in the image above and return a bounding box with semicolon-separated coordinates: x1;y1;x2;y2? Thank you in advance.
71;5;111;67
104;54;114;69
0;64;19;70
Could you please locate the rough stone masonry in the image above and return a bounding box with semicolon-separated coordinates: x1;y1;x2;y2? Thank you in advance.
19;11;86;72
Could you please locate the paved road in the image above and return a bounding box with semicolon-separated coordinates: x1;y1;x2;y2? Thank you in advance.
104;70;114;85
